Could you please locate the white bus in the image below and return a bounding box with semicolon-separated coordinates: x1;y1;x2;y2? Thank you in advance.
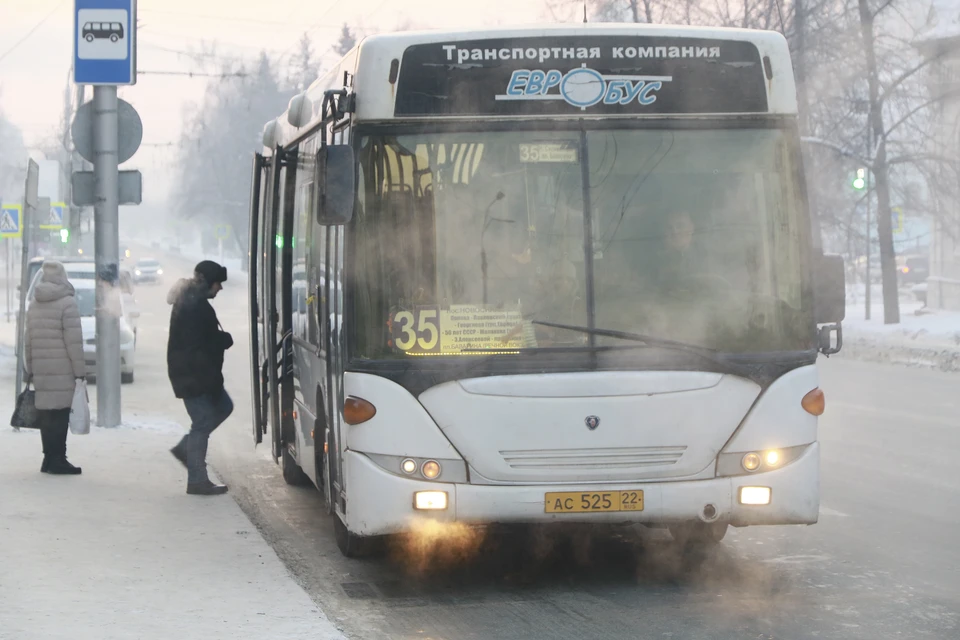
248;24;846;558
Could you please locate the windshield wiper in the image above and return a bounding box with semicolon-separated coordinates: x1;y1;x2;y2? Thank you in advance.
530;320;732;367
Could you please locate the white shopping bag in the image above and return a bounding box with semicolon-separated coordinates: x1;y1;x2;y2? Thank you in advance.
69;379;90;435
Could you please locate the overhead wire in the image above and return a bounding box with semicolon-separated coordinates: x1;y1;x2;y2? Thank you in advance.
0;0;67;66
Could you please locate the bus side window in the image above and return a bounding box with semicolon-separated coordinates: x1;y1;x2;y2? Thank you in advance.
311;225;326;346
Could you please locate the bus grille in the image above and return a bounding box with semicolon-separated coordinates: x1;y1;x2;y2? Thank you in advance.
500;446;687;470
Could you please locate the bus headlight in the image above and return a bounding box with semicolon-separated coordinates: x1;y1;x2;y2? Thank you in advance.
364;453;468;483
421;460;441;479
716;444;808;477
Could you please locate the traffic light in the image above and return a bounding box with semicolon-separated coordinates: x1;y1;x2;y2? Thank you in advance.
853;168;866;190
59;228;69;243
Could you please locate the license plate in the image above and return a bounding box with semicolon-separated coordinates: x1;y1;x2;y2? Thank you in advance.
544;490;644;513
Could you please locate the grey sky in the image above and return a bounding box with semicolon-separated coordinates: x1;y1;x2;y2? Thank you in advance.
0;0;550;148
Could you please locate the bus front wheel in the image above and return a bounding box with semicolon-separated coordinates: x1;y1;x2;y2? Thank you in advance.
334;514;382;558
282;446;311;486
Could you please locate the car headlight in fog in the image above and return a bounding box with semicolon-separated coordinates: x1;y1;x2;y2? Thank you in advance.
157;269;163;275
135;269;141;275
765;450;781;466
401;459;417;475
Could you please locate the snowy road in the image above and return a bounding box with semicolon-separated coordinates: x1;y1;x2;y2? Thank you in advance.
104;248;960;639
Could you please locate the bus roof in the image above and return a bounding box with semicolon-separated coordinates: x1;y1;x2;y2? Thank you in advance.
267;24;796;147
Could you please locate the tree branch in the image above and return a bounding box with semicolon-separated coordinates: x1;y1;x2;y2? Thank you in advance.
884;88;960;138
879;55;940;106
886;153;960;170
801;136;872;167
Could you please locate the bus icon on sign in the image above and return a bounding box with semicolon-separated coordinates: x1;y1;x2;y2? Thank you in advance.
77;8;129;61
82;22;124;43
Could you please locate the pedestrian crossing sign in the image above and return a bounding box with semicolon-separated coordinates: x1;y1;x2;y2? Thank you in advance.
0;204;22;239
39;202;66;230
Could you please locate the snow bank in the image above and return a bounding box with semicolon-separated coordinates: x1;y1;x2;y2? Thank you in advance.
839;300;960;372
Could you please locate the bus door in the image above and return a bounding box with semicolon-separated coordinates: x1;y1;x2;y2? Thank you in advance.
325;226;346;514
277;145;299;463
264;146;292;462
248;152;267;445
322;122;350;515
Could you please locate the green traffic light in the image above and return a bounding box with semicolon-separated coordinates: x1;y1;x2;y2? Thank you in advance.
853;177;865;190
59;229;69;243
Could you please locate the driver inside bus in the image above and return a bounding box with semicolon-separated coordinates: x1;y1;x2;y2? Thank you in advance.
651;210;710;295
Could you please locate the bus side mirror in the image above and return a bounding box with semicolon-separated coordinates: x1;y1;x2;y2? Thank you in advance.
813;253;845;325
316;145;355;225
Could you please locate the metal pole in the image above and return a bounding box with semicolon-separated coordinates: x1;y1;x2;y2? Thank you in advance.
864;125;872;322
15;203;32;400
865;169;871;321
5;238;8;323
93;86;121;428
4;229;8;324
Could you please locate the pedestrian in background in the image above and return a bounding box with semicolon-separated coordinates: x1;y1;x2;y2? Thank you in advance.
24;261;86;475
166;260;233;495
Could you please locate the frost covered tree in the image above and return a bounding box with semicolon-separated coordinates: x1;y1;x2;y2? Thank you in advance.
334;24;357;56
171;53;292;262
289;33;318;91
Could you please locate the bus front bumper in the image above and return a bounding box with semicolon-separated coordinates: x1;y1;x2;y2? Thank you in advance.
343;442;819;537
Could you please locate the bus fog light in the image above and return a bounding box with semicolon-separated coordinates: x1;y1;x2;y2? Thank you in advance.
739;486;771;505
742;452;761;472
401;459;417;475
765;450;781;466
421;460;441;479
414;491;448;510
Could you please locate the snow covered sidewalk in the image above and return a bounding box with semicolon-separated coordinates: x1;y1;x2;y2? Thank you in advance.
0;425;344;640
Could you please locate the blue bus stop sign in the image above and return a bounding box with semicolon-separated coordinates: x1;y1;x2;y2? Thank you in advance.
74;0;137;85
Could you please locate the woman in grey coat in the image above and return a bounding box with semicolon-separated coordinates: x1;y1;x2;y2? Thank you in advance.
24;261;86;474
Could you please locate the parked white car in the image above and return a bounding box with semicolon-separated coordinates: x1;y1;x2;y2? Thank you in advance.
72;280;138;384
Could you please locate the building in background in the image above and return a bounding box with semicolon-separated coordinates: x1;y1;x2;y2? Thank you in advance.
918;2;960;310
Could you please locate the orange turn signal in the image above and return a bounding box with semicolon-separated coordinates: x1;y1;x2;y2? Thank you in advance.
343;397;376;425
801;388;825;416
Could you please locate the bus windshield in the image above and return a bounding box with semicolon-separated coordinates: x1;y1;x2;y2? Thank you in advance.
351;125;812;360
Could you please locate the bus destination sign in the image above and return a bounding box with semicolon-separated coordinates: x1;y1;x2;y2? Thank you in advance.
394;37;769;117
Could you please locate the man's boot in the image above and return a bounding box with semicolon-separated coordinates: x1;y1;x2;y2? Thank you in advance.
185;429;226;495
187;480;229;495
47;418;81;475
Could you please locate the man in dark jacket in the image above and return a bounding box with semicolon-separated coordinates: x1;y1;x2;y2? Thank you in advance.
167;260;234;495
